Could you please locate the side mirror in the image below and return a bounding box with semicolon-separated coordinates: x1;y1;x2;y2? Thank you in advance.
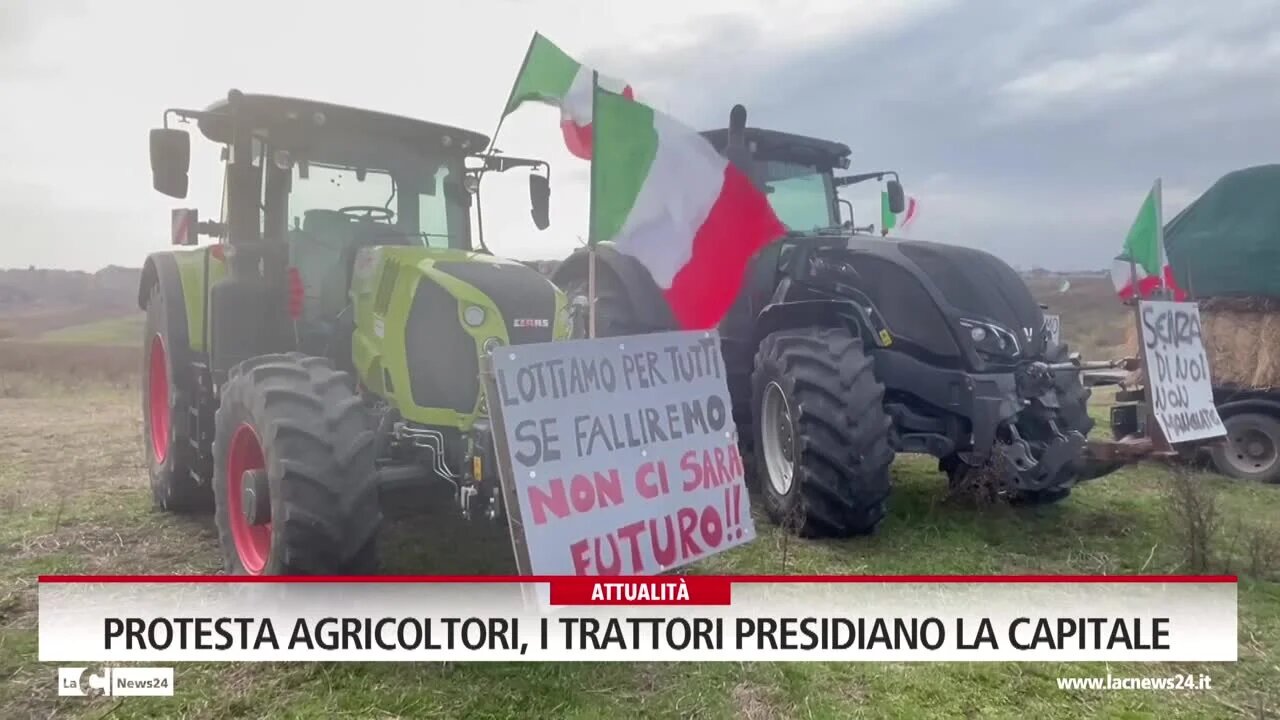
886;179;906;215
150;128;191;199
529;173;550;231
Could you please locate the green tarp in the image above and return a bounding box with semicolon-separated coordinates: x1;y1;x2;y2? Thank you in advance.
1166;164;1280;299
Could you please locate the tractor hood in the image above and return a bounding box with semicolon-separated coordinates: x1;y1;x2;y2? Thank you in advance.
409;250;562;345
893;239;1047;353
840;235;1048;361
351;246;567;426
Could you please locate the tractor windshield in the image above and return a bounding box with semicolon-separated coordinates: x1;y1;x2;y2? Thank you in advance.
758;159;837;231
287;160;470;251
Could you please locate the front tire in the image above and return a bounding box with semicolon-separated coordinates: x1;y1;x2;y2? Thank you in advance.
213;353;382;575
142;283;212;513
751;328;894;537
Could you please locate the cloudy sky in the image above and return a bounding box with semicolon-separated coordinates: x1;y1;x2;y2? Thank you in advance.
2;0;1277;272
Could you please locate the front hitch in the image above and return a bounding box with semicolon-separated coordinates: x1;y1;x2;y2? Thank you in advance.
1078;435;1175;480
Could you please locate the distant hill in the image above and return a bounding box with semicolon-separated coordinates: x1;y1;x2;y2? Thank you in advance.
0;261;1130;359
0;265;139;310
0;265;142;338
1023;273;1129;360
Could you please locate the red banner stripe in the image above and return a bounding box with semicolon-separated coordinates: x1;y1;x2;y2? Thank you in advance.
549;576;731;605
37;574;1238;584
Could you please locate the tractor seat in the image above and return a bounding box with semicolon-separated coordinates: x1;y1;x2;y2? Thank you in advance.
288;210;360;324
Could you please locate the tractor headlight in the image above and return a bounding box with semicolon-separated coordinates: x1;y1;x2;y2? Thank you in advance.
483;337;503;355
958;318;1020;359
463;305;486;327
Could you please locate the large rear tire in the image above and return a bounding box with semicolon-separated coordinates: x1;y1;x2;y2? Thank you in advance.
1210;412;1280;483
142;283;212;513
751;328;894;537
213;353;382;575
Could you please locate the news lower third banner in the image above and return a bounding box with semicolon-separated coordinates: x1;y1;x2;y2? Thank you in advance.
38;576;1237;663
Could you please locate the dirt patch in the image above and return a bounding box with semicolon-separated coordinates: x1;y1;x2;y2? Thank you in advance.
731;680;785;720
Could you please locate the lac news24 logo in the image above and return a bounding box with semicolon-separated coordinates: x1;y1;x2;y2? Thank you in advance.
58;667;174;697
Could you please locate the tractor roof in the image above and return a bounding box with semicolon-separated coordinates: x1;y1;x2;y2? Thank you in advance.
195;93;490;154
700;127;851;169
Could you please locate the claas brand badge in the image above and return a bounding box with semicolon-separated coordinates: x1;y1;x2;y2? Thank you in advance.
513;318;550;328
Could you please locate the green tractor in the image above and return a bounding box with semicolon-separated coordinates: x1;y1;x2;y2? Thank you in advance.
141;91;571;575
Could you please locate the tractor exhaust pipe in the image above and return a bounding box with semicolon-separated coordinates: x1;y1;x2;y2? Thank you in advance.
725;104;760;188
728;104;747;148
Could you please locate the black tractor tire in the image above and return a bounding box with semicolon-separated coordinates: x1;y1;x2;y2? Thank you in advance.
751;327;894;537
1209;412;1280;483
213;353;382;575
142;283;213;513
561;268;648;338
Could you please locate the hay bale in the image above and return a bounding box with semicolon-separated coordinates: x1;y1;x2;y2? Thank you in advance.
1200;299;1280;389
1120;298;1280;390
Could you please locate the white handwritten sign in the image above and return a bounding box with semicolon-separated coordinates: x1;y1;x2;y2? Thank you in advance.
489;329;756;576
1138;301;1226;444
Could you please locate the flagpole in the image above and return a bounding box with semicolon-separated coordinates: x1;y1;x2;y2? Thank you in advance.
586;69;600;339
1154;177;1165;298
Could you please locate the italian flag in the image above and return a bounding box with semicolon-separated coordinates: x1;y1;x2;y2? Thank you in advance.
901;196;919;228
880;192;919;235
880;191;897;235
1110;178;1187;301
503;33;633;159
590;87;786;330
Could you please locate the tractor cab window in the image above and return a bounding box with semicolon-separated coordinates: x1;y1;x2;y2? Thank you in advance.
759;160;837;232
286;161;470;252
417;166;458;250
284;157;470;327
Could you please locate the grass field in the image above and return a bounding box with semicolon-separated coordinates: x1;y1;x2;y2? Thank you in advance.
1;365;1277;719
36;314;144;346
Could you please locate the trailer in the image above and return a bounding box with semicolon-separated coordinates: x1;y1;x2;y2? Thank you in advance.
1108;165;1280;484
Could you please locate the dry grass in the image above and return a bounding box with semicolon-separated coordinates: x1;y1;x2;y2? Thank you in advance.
0;306;135;339
1162;468;1221;573
0;342;137;398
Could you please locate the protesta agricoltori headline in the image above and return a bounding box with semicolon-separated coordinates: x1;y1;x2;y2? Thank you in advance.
37;576;1238;663
103;613;1173;654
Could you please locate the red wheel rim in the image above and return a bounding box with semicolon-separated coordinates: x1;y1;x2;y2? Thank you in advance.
147;334;170;464
226;423;271;575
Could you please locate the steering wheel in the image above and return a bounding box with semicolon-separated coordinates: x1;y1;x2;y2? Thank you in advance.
338;206;395;223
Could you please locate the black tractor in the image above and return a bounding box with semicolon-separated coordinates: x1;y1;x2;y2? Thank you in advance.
552;105;1106;538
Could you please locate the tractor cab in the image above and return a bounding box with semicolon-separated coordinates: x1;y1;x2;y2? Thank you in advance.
140;92;569;576
149;91;551;371
700;107;905;237
699;106;911;353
